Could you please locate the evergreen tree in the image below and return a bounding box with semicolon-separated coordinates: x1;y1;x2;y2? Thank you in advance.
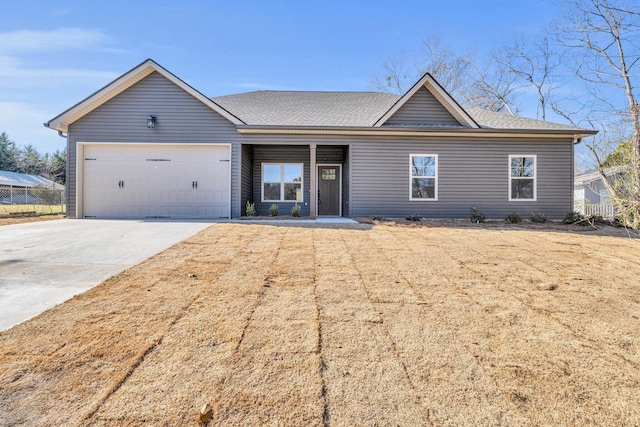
17;144;46;175
50;148;67;185
0;131;19;172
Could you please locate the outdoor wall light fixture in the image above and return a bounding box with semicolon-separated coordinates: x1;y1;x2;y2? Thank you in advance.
147;115;156;129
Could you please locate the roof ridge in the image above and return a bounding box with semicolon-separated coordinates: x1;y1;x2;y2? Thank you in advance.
212;90;399;98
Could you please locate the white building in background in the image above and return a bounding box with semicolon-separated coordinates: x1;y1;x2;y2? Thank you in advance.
0;170;64;205
574;168;618;217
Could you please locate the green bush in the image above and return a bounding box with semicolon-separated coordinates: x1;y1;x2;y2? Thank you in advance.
245;201;256;217
470;207;486;223
406;214;422;221
291;203;301;217
370;215;388;221
530;212;547;223
563;211;585;225
505;212;522;224
269;204;279;217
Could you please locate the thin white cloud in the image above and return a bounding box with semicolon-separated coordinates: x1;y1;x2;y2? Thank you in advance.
0;102;64;152
0;28;129;153
0;28;111;53
0;54;119;88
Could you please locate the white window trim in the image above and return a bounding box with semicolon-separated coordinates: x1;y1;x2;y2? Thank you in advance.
261;162;304;203
508;154;537;201
409;154;438;201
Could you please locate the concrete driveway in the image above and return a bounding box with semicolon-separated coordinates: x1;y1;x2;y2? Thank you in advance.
0;219;214;331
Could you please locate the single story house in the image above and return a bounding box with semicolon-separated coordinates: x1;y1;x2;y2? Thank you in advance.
46;59;596;220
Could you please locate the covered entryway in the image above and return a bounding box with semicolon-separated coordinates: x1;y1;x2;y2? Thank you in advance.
81;144;230;218
317;165;341;216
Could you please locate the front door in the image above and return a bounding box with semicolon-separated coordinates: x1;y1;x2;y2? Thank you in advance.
317;165;340;216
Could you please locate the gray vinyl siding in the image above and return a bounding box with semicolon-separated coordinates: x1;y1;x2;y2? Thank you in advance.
316;146;344;163
252;145;311;216
342;146;350;217
317;145;346;216
64;71;574;220
66;72;242;218
384;87;461;126
240;144;254;214
349;137;573;219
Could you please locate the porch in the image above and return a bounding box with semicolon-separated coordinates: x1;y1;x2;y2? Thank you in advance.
240;144;349;218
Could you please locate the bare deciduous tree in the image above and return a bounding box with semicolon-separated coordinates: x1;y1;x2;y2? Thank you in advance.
559;0;640;228
493;35;561;121
370;36;474;99
371;35;519;113
466;60;521;114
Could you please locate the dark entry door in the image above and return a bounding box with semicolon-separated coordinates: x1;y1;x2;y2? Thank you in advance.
318;165;340;216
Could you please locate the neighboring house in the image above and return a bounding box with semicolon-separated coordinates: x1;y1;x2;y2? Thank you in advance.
45;59;596;220
574;168;618;217
0;170;64;205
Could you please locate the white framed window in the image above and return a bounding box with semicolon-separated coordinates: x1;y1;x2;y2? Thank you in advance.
410;154;438;200
262;163;303;202
509;155;536;201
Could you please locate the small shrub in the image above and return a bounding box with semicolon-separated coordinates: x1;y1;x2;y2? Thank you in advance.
370;215;388;221
530;212;547;223
470;207;486;223
291;203;301;217
269;204;279;217
245;201;256;217
406;214;422;221
563;211;585;225
505;212;522;224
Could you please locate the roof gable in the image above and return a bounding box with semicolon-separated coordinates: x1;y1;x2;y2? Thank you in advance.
374;73;479;128
383;86;462;127
46;59;243;132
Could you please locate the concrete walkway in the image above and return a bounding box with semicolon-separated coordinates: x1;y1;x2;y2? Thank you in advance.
0;219;214;331
233;217;358;224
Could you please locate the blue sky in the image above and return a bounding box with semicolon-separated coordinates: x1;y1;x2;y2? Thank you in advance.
2;0;559;154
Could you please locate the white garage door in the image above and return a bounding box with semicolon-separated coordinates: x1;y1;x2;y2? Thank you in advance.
83;144;230;218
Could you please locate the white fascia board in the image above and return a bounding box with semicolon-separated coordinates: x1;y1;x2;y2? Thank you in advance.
46;59;243;132
373;73;479;128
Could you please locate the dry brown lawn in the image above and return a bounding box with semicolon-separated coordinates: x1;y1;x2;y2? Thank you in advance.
1;222;639;426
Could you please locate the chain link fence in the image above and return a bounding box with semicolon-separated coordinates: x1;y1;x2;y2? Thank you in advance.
0;187;66;216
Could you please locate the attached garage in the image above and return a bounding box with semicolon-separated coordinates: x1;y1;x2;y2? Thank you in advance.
79;144;230;219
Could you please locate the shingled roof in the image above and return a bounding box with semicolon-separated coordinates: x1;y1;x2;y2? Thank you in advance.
466;107;588;132
213;91;399;127
212;90;594;134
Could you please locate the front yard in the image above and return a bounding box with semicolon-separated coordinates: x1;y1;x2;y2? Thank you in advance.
0;222;639;426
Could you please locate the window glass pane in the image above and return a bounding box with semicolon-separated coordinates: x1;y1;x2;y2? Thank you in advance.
412;178;435;199
284;183;302;201
511;157;534;177
263;183;281;200
264;164;281;182
411;156;436;177
321;168;336;180
511;179;534;199
284;164;302;182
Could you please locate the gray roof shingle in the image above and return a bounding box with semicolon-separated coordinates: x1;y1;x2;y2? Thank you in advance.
212;90;593;133
466;107;588;132
213;91;399;127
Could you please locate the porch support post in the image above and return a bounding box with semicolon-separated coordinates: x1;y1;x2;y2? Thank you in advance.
310;144;317;219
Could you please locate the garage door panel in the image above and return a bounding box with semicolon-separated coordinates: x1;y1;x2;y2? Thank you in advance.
83;144;230;219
